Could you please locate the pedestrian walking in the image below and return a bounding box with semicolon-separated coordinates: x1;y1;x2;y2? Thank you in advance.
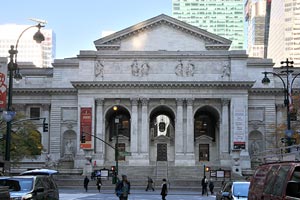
209;179;214;195
201;176;208;196
96;177;102;192
83;176;89;192
115;174;131;200
160;178;168;200
145;176;155;191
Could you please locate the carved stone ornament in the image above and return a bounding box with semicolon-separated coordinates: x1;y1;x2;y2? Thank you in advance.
95;60;104;77
175;60;195;77
221;61;231;78
131;59;150;77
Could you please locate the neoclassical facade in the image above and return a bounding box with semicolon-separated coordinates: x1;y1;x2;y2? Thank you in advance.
0;14;293;175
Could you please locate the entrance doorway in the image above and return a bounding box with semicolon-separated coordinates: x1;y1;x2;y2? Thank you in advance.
157;143;167;161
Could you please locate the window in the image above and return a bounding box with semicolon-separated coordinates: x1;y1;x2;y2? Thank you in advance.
30;107;40;119
199;144;209;161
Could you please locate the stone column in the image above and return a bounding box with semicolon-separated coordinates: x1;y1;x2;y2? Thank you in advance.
141;98;149;154
175;98;184;165
95;98;104;165
130;98;138;154
186;99;195;155
221;99;230;153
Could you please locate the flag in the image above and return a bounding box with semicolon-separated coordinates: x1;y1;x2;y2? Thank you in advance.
288;73;293;112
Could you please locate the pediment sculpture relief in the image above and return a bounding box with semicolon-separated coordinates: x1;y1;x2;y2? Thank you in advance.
175;60;195;77
131;59;150;77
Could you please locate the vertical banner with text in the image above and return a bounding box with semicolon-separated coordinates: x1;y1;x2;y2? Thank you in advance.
80;107;92;149
0;73;7;110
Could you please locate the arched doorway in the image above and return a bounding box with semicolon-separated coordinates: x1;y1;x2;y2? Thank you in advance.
105;106;131;163
194;106;219;163
149;106;175;162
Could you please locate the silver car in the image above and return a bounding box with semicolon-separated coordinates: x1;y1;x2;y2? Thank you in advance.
0;169;59;200
216;181;250;200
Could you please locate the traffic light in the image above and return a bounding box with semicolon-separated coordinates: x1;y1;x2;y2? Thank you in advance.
111;166;117;184
205;166;210;172
81;134;86;143
43;123;48;132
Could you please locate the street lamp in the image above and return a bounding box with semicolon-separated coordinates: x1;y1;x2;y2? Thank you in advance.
262;58;300;146
4;23;45;162
113;105;120;184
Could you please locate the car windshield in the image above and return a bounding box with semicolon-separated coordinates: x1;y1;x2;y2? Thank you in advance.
233;183;250;197
0;178;33;192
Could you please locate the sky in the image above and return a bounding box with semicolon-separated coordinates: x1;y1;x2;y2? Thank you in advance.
0;0;172;59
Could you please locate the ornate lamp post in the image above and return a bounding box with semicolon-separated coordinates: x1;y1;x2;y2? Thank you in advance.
4;23;45;162
262;58;300;146
113;105;119;179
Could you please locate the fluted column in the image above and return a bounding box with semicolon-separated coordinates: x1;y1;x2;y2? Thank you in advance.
141;98;149;154
186;99;194;154
95;99;104;155
175;99;184;155
220;99;230;154
130;98;138;154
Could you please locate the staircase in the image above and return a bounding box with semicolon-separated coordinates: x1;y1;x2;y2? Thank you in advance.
156;161;168;180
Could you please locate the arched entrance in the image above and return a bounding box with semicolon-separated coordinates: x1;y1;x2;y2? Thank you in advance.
105;106;131;163
149;106;175;162
194;106;219;163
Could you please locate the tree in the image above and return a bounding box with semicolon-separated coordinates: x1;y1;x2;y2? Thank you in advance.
0;112;43;161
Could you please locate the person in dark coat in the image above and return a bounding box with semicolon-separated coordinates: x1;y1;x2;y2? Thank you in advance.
201;176;208;196
209;179;214;195
145;176;155;191
115;174;131;200
160;178;168;200
83;176;89;192
96;177;102;192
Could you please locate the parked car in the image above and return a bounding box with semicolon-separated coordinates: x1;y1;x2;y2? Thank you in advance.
216;181;250;200
248;161;300;199
0;169;59;200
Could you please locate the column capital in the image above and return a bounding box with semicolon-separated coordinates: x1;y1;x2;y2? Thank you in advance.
176;98;184;106
221;98;230;106
186;98;194;106
95;98;104;106
141;98;149;106
131;98;139;106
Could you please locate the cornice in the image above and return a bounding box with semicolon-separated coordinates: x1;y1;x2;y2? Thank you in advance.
71;81;255;89
13;88;77;95
250;88;300;95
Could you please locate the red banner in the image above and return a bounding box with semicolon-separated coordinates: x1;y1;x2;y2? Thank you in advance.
0;73;7;110
80;107;92;149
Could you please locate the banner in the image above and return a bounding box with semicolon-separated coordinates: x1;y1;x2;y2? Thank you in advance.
0;73;7;110
80;107;92;149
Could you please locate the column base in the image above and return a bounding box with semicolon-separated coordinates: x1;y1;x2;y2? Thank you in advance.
128;153;149;166
175;153;195;166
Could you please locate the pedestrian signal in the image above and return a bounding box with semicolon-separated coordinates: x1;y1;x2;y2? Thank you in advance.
205;166;210;172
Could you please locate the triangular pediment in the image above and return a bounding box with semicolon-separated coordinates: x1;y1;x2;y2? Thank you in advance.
94;14;231;51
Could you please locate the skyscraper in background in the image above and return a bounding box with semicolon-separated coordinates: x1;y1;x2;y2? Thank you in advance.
268;0;300;67
172;0;244;50
245;0;271;58
0;24;56;68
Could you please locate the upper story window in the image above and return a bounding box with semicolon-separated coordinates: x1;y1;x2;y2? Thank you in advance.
30;107;40;119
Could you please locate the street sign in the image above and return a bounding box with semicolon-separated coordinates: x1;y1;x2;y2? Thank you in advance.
118;151;132;156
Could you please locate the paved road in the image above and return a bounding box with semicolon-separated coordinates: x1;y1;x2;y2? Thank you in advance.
59;189;216;200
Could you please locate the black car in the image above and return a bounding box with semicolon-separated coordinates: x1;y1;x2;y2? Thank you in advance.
0;169;59;200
